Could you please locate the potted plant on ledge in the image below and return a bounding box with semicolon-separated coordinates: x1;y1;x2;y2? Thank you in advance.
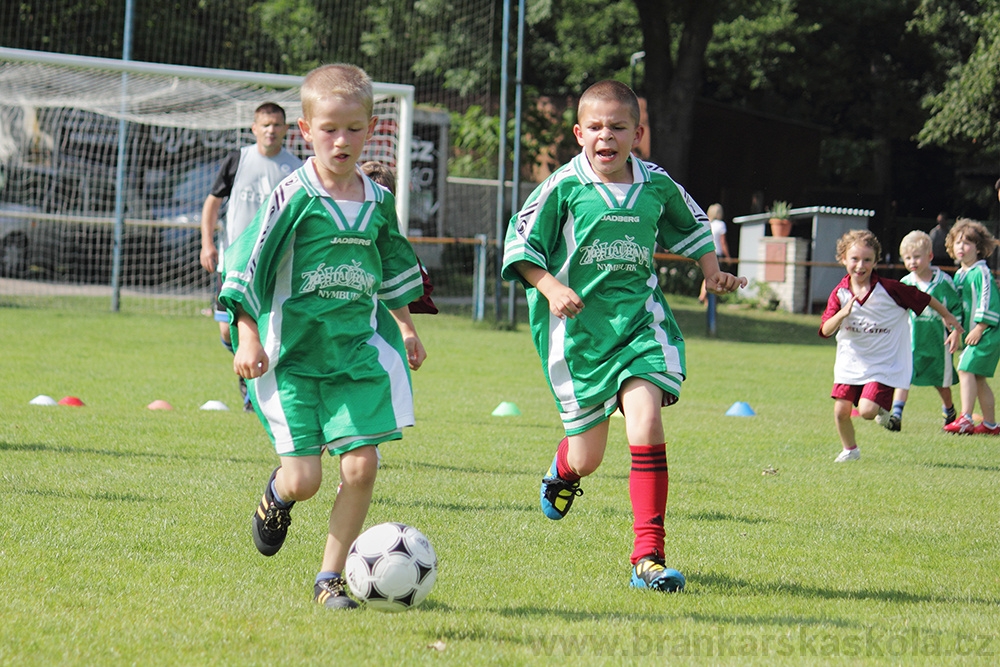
768;201;793;237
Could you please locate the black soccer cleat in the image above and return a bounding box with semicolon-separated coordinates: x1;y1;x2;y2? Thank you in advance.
252;467;294;557
314;576;359;610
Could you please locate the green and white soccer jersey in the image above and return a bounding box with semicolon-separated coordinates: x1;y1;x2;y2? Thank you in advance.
954;260;1000;377
501;153;714;434
902;268;960;387
220;159;424;456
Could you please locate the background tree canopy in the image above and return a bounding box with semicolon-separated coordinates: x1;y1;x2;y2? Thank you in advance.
2;0;999;227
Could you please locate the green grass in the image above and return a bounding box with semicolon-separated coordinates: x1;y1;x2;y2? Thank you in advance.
2;302;998;665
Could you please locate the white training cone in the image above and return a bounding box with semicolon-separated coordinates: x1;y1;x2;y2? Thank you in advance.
725;401;756;417
200;400;230;411
491;401;521;417
30;395;57;406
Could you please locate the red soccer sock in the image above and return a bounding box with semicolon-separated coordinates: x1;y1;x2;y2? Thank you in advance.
629;443;668;565
554;437;581;483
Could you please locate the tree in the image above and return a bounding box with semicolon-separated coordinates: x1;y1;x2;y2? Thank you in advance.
913;2;1000;167
634;0;719;181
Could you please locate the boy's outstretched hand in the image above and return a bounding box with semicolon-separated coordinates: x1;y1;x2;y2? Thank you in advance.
704;271;748;295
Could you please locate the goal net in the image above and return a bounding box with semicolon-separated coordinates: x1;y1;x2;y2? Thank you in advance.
0;48;413;314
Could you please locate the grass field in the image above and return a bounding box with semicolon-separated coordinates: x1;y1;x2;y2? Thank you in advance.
2;300;998;665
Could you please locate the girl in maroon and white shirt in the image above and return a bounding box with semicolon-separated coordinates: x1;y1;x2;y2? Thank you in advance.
820;230;962;462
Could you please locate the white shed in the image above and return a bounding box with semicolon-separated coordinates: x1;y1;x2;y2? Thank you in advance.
732;206;874;313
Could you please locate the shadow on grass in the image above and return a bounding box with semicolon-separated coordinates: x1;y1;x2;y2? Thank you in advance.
394;458;539;477
672;304;831;345
685;510;770;525
922;461;1000;474
696;572;998;606
488;606;857;631
370;495;537;514
0;440;258;464
498;297;831;346
16;487;158;503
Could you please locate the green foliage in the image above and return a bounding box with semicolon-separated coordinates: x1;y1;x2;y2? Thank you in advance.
448;100;576;179
704;0;809;96
524;0;642;95
914;3;1000;153
450;105;501;178
769;200;792;218
249;0;324;73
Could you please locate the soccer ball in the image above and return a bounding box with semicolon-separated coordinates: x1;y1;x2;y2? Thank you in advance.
344;522;437;612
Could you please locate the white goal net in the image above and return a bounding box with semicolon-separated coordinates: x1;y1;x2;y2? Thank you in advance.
0;48;413;314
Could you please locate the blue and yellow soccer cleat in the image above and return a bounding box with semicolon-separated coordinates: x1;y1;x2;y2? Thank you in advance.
630;555;685;592
539;454;583;520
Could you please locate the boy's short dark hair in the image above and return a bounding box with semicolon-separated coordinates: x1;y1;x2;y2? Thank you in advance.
254;102;287;123
578;80;641;127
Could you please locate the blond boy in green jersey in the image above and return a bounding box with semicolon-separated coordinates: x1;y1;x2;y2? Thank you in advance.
886;230;962;431
220;64;426;609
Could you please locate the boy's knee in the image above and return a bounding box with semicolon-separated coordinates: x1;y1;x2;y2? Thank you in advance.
833;400;854;419
856;405;879;420
341;448;379;487
278;466;322;500
573;458;601;477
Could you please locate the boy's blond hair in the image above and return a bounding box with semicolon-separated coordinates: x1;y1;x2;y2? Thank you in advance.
300;64;374;120
835;229;881;263
578;80;641;127
899;230;932;257
946;218;999;261
706;203;724;221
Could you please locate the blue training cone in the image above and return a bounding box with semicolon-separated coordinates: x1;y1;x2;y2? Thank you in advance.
725;401;756;417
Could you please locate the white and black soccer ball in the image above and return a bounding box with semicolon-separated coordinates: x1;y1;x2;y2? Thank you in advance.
344;522;437;612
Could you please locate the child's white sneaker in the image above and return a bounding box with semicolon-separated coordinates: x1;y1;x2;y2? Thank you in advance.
834;447;860;462
874;408;890;427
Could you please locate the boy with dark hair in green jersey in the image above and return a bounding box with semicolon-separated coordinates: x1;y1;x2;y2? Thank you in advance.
502;80;746;592
220;64;427;609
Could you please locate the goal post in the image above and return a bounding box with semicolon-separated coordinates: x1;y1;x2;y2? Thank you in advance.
0;47;414;312
0;47;414;225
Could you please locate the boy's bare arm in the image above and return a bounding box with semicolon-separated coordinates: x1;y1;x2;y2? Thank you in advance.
926;296;964;352
820;295;858;337
389;306;426;370
512;260;584;319
232;307;269;378
200;194;223;273
697;253;748;295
